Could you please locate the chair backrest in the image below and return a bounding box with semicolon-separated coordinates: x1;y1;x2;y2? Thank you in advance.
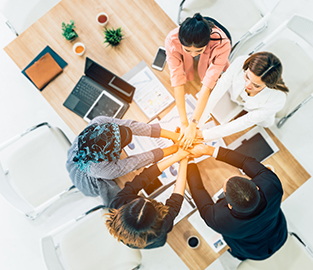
251;15;313;118
42;208;142;270
237;233;313;270
178;0;268;43
0;124;73;218
0;0;61;35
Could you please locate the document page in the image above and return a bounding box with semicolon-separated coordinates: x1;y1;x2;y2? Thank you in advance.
128;66;174;120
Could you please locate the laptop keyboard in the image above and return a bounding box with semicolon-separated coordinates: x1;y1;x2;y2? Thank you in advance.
72;78;101;105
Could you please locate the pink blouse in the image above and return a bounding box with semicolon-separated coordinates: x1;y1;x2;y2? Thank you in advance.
165;26;231;89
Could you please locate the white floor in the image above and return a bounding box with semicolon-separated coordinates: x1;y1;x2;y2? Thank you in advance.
0;0;313;269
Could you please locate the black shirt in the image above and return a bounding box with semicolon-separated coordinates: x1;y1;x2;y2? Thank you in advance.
109;164;184;249
187;147;288;260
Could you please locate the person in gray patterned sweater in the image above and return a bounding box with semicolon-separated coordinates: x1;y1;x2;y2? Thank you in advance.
66;116;179;206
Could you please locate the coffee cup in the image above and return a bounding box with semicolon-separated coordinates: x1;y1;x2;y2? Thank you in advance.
73;42;86;56
96;12;109;27
187;236;200;249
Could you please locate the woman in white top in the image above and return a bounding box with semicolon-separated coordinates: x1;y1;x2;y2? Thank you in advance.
198;52;289;142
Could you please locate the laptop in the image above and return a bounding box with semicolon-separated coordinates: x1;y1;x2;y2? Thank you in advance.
63;57;135;119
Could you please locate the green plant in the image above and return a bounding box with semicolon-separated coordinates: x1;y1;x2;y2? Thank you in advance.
61;20;78;41
103;27;124;47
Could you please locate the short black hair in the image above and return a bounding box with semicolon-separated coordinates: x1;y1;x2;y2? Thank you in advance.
225;176;260;213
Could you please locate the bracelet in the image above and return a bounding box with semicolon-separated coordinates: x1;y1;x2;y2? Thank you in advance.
191;118;199;124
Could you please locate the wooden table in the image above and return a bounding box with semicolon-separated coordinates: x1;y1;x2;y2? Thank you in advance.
4;0;311;269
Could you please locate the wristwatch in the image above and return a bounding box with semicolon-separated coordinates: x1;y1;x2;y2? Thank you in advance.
191;118;199;124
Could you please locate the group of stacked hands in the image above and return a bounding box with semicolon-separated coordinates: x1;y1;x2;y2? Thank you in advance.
65;13;289;261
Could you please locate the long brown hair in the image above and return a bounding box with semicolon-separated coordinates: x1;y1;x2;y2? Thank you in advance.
106;197;169;249
243;52;289;93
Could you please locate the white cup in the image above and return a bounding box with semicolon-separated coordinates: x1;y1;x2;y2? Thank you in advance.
96;12;109;27
73;42;85;56
187;236;200;249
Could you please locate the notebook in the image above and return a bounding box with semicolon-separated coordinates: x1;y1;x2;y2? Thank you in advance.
63;57;135;119
22;46;67;91
25;53;63;90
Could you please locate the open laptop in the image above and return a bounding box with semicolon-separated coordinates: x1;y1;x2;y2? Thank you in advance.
63;57;135;119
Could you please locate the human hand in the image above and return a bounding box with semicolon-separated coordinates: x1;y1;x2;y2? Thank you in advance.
196;129;203;139
178;124;197;150
188;144;210;158
192;138;204;145
176;147;190;158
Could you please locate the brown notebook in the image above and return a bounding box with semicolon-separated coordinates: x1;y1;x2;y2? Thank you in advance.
25;52;63;90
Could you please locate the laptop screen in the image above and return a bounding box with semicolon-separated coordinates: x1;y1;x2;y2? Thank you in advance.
84;57;135;102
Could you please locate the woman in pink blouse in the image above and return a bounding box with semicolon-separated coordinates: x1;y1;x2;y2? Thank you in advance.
165;13;231;148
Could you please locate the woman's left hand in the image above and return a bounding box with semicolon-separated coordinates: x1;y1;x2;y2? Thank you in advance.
178;123;197;150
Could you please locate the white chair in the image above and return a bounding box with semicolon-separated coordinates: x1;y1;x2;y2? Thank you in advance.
0;0;61;35
0;122;78;219
177;0;280;61
237;233;313;270
202;14;313;128
249;14;313;128
41;206;142;270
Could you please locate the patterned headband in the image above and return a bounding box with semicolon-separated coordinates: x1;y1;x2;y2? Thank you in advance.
73;123;121;172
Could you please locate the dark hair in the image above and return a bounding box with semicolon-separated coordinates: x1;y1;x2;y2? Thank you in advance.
106;197;169;248
243;52;289;93
178;13;222;48
225;176;260;213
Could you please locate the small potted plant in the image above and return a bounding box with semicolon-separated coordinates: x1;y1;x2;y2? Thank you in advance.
61;20;78;42
103;27;124;47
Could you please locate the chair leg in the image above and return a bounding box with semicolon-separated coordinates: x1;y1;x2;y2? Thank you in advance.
5;20;18;36
132;264;141;270
277;94;313;128
177;0;186;25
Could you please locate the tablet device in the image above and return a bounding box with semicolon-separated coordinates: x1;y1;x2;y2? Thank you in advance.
142;178;163;197
83;90;125;122
234;133;274;162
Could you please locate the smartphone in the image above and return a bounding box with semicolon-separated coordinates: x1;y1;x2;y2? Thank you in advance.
151;46;166;71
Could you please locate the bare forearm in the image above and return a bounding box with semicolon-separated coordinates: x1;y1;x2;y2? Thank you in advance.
162;144;178;158
173;158;188;195
174;86;188;127
191;85;212;122
157;150;189;172
160;129;180;142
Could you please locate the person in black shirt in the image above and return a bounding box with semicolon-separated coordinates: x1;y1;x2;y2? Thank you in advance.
106;147;190;249
187;144;288;260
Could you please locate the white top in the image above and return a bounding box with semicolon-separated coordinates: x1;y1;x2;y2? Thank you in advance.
201;55;287;142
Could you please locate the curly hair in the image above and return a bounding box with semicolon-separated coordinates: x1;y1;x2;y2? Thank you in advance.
105;197;169;248
73;123;121;172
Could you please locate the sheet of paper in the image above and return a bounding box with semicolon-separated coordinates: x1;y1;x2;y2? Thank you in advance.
188;210;227;253
128;66;174;119
157;94;197;130
154;184;196;225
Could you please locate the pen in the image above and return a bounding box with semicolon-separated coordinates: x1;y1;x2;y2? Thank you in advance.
184;193;196;209
149;181;175;199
